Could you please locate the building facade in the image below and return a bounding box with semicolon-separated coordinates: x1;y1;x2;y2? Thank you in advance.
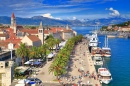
0;61;14;86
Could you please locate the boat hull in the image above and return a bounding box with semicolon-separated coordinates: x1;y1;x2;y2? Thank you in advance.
101;78;112;84
104;54;111;57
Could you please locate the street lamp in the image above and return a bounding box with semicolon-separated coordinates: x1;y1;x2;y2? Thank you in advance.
8;42;14;60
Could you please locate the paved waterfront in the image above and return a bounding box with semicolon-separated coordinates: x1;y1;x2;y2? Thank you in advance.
36;39;101;86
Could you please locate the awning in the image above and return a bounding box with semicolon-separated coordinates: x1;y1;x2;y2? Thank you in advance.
33;61;41;65
15;84;25;86
24;61;32;65
47;53;54;58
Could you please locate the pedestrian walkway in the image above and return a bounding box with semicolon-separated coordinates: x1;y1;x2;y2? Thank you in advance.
36;38;102;86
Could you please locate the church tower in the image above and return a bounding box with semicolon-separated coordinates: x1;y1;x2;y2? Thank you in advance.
38;21;44;45
66;24;70;30
10;13;17;33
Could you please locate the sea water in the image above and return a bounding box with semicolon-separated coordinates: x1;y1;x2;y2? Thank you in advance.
72;26;130;86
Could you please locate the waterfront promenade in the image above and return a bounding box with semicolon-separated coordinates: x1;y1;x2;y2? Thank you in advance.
36;38;101;86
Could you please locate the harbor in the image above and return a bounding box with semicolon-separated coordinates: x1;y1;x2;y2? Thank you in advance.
96;31;130;38
0;26;130;86
72;26;130;86
36;38;102;86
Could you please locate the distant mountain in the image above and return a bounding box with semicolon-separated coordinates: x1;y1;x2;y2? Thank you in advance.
90;17;130;26
0;16;130;26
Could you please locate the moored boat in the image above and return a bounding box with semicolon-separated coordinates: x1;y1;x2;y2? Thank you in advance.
88;32;98;47
102;36;111;57
98;68;112;84
93;54;103;66
91;47;102;56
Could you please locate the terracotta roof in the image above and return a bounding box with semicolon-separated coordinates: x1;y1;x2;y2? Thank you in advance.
49;27;64;33
62;29;73;33
0;34;7;37
12;13;15;18
5;38;21;44
14;43;20;48
44;29;49;34
6;28;17;39
20;29;38;34
27;35;40;42
0;41;9;49
17;26;23;29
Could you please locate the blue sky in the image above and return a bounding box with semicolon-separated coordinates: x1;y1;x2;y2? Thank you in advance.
0;0;129;20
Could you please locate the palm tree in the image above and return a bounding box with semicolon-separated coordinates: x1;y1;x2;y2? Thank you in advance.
16;43;28;66
29;46;39;59
49;62;66;80
46;37;55;51
55;38;61;52
40;44;49;61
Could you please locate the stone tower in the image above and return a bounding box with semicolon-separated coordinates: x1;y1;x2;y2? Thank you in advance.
10;13;17;33
38;21;44;44
66;24;69;30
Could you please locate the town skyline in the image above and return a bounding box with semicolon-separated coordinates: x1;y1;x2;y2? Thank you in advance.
0;0;129;20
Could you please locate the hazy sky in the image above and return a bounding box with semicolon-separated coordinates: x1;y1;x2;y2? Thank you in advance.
0;0;129;20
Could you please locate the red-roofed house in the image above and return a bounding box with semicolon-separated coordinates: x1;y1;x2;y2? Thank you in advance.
21;35;42;47
0;33;9;40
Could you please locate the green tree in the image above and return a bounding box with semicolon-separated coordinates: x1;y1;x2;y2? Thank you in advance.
29;46;39;59
54;38;61;52
39;44;49;60
16;43;28;66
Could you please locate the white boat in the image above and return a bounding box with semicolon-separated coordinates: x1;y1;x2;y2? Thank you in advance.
98;68;112;84
89;32;98;47
102;36;111;57
93;54;103;65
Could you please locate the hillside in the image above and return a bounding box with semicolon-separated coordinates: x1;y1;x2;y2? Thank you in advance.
0;16;130;26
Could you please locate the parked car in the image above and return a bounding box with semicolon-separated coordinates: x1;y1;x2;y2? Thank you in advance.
26;78;42;84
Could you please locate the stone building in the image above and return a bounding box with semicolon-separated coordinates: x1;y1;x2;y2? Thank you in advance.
0;61;14;86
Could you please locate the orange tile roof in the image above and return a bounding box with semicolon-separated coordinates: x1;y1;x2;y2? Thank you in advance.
20;29;38;34
17;25;23;29
0;33;7;37
12;13;15;18
62;29;73;33
0;41;9;48
5;38;21;44
49;27;64;33
27;35;40;42
6;28;17;39
44;29;49;34
14;43;20;48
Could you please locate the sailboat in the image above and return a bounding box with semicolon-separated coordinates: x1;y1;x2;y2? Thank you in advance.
102;35;111;57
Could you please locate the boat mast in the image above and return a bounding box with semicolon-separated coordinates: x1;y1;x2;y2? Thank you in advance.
104;35;107;48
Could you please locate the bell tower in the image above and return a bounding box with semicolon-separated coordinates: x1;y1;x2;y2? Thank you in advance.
10;13;17;33
38;21;44;44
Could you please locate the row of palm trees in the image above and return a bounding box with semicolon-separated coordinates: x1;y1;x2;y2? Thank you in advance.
16;35;61;66
48;34;83;81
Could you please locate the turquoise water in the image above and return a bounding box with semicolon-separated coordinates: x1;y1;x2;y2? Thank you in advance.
72;27;130;86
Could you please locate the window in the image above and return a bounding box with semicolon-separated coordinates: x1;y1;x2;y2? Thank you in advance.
39;30;43;33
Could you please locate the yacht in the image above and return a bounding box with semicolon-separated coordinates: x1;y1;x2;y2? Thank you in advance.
93;54;103;66
102;36;111;57
98;68;112;84
88;31;98;47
